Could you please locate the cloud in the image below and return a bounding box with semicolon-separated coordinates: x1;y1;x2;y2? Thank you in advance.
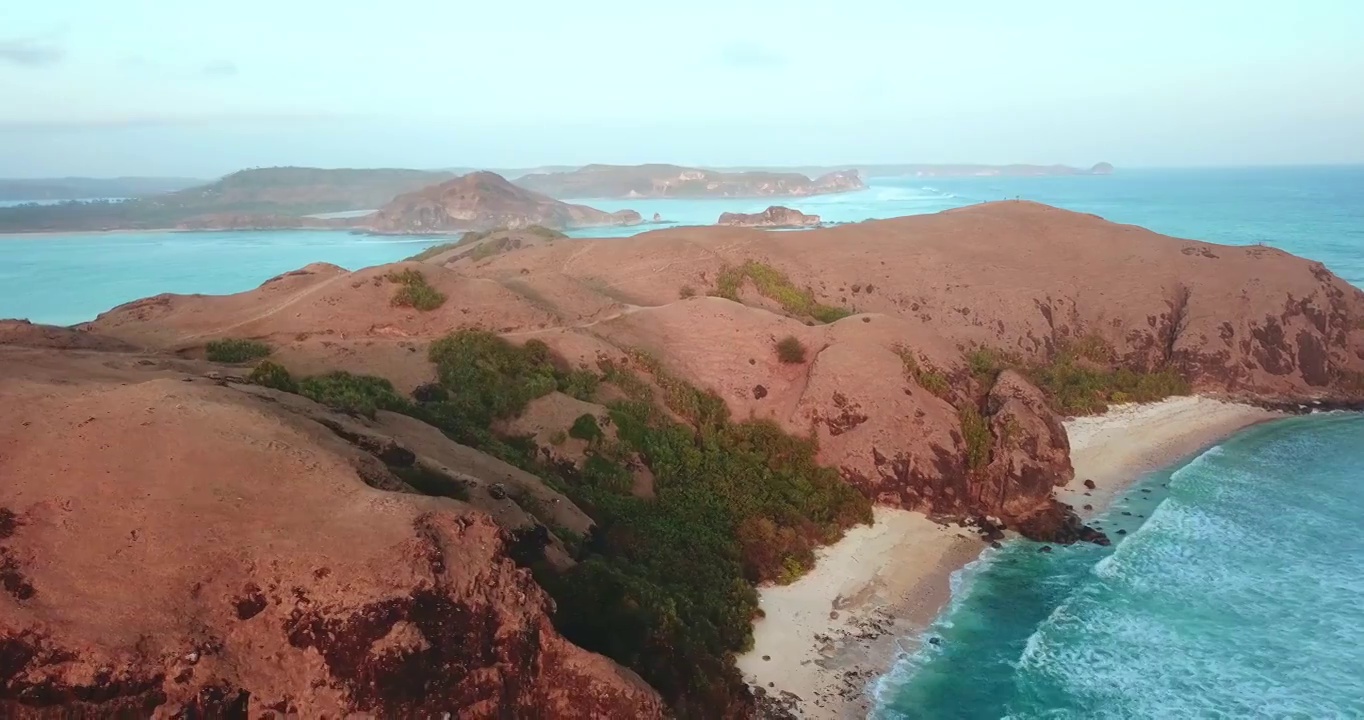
0;35;65;67
718;42;788;69
202;60;239;78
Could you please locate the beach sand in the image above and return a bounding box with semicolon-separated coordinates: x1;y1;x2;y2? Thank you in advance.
1060;396;1282;518
737;395;1281;719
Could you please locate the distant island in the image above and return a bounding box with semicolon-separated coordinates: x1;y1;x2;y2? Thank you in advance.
0;167;455;233
708;162;1114;178
514;164;865;199
0;176;206;202
718;206;822;228
0;162;1115;234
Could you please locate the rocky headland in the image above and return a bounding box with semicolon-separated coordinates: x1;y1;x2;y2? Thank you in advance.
5;201;1363;718
718;206;821;228
515;164;865;199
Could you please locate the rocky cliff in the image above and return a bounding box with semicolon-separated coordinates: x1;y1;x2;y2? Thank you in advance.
515;164;865;199
718;206;821;228
0;329;665;719
365;172;641;233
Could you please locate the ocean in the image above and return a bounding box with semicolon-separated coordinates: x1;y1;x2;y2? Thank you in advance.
3;168;1362;718
874;414;1364;719
3;167;1361;325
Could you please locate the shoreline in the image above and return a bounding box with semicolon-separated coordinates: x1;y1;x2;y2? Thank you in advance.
736;395;1282;719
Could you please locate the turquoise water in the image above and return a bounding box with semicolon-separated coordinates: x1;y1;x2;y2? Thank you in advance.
875;414;1364;719
4;167;1361;325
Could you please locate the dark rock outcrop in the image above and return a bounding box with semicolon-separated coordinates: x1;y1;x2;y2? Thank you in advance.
718;206;821;228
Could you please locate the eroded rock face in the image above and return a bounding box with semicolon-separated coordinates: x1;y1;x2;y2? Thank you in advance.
982;370;1073;519
718;206;821;228
0;367;664;719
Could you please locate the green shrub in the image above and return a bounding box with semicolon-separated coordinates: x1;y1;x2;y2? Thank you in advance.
959;405;992;470
775;335;807;364
205;338;270;364
549;430;568;446
569;413;604;442
238;339;874;717
711;261;851;324
247;360;297;392
469;242;500;262
558;369;600;402
526;224;567;239
458;229;492;245
404;241;461;262
626;349;729;428
543;396;871;716
427;331;558;425
894;345;951;400
678;285;696;299
966;347;1005;385
387;269;446;311
1027;356;1190;416
298;371;411;418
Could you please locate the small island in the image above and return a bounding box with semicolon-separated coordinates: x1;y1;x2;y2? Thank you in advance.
718;206;821;228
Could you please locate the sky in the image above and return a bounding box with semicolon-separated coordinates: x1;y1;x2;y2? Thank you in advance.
2;0;1363;177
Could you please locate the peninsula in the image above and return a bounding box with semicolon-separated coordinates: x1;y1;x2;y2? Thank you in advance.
514;163;865;198
5;201;1362;718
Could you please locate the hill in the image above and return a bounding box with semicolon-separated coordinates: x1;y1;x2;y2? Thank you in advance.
514;163;865;198
366;171;642;232
11;203;1364;716
0;167;455;233
0;176;205;201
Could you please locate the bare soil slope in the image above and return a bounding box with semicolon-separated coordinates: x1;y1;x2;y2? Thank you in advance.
0;335;664;718
82;202;1364;534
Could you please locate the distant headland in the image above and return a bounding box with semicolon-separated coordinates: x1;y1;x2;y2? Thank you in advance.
0;162;1115;234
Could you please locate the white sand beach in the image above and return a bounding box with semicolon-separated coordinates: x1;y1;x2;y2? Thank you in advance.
737;395;1281;719
1060;396;1282;518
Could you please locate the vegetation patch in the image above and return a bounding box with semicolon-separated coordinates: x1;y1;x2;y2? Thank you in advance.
557;369;600;402
775;335;807;364
711;260;852;324
525;224;566;239
247;360;297;393
966;342;1191;416
239;330;873;717
893;345;951;400
625;349;729;428
568;413;604;443
298;371;413;419
958;405;992;470
205;338;270;364
404;242;461;262
387;268;446;311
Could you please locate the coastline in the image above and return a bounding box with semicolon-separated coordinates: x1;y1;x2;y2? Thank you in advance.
736;395;1281;719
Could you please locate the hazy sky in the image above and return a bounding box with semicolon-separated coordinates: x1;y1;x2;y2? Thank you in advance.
2;0;1362;177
